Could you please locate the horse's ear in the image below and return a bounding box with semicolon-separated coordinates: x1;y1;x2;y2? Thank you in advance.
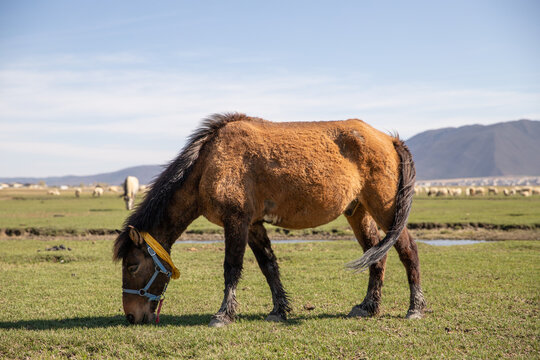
113;231;130;262
128;226;144;246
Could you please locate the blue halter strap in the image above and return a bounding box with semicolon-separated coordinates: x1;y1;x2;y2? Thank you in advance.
123;245;172;301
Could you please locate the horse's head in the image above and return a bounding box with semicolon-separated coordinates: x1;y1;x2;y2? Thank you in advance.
113;227;173;324
124;195;134;210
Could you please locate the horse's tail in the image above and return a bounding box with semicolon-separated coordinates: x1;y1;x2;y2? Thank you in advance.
346;137;416;272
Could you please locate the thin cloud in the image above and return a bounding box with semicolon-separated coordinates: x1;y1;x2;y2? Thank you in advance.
2;65;538;128
1;57;539;176
0;140;172;163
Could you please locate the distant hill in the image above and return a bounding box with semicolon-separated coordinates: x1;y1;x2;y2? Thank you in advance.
406;119;540;180
0;165;163;187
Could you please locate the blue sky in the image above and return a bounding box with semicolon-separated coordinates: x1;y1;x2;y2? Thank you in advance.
1;0;539;178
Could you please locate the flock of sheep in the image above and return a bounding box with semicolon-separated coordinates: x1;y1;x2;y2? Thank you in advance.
46;185;122;197
45;176;143;210
414;186;540;197
35;179;540;201
46;183;540;199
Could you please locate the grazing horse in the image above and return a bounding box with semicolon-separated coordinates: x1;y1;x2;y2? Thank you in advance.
113;113;426;326
123;176;140;210
93;187;103;197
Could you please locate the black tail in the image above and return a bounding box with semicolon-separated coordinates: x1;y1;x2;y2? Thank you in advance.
346;137;416;272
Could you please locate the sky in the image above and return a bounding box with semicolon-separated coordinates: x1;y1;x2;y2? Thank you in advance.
1;0;539;178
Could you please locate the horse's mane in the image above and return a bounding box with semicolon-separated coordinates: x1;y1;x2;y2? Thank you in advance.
113;112;254;260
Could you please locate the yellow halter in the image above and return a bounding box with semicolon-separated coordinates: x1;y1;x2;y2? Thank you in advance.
140;231;180;279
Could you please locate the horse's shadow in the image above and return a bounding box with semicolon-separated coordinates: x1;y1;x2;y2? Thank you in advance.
0;312;371;330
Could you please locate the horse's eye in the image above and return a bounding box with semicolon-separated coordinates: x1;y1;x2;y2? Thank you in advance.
127;264;139;273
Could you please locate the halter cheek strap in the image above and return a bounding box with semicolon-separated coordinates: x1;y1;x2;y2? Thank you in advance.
122;245;172;301
122;229;180;323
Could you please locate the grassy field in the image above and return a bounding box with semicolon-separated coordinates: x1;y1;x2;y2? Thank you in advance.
410;196;540;226
0;189;538;358
0;237;538;359
1;189;539;236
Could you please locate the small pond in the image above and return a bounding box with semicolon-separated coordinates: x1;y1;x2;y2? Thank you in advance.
177;239;488;246
176;239;329;244
417;239;487;246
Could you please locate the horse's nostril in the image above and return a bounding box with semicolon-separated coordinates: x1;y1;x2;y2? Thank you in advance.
126;314;135;324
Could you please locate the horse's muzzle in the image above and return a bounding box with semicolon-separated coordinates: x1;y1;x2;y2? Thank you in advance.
125;311;155;325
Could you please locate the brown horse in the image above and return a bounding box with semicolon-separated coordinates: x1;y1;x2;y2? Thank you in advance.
113;113;426;326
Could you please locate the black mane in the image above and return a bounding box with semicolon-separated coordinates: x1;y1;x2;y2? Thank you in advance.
124;112;252;232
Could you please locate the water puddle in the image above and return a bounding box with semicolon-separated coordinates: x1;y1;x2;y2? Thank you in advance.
272;239;329;244
417;239;487;246
176;239;329;244
177;239;488;246
176;240;220;244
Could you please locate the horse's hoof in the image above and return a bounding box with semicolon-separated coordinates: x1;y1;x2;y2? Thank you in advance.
347;305;375;318
406;310;424;319
265;314;286;322
208;316;232;328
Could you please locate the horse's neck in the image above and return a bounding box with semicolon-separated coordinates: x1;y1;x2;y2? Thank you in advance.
144;165;202;249
147;218;189;252
152;193;200;249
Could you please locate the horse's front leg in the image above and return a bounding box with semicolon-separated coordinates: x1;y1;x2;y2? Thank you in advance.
248;222;291;322
209;215;249;327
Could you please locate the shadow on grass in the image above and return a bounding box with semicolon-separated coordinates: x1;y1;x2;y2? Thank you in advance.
0;315;128;330
0;312;368;330
236;312;348;326
0;314;212;330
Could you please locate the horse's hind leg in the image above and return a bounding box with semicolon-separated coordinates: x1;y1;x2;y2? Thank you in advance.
394;228;426;319
248;222;291;322
209;213;249;327
345;206;387;317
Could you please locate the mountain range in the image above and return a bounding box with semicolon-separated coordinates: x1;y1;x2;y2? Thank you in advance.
406;119;540;180
1;119;539;185
0;165;163;187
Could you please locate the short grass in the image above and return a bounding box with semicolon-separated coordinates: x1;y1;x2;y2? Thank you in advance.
0;190;126;231
0;189;539;236
0;238;538;359
410;197;540;226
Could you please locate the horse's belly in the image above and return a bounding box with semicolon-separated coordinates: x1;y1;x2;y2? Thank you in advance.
256;182;356;229
200;174;356;230
266;209;342;230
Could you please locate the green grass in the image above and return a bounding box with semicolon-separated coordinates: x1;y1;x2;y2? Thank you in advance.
0;238;538;359
409;197;540;226
0;191;126;230
1;189;539;236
